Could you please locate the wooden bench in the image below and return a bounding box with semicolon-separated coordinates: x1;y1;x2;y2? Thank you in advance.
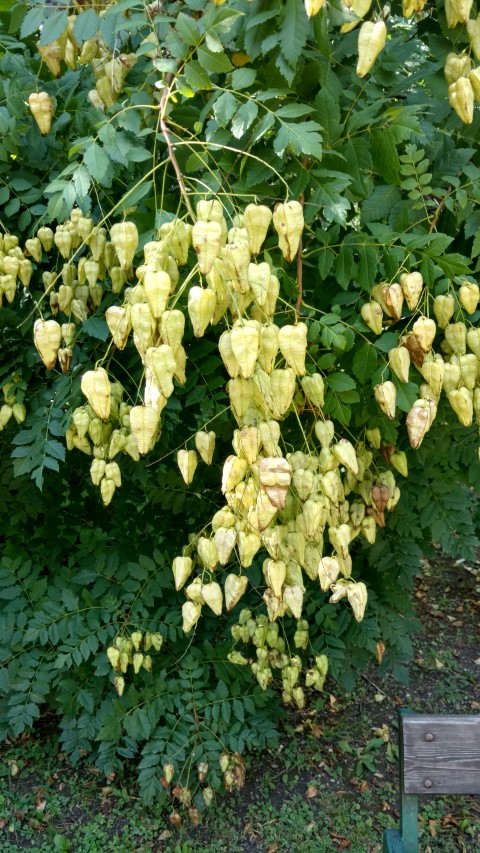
383;708;480;853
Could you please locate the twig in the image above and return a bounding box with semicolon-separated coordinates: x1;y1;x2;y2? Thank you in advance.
295;192;305;317
159;74;196;222
428;186;451;233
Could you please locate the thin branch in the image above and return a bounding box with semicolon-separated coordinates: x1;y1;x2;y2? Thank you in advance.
159;75;196;222
428;192;449;233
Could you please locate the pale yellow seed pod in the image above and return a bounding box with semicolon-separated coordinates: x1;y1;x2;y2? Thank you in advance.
231;322;260;378
448;78;474;124
433;294;455;329
278;323;307;376
188;286;216;337
257;323;279;374
202;582;223;616
192;220;222;274
459;281;479;314
219;330;240;378
110;222;138;270
221;242;251;294
388;346;410;383
143;270;171;319
444;322;467;355
356;21;387;78
222;455;248;493
406;399;435;449
382;283;404;321
444;52;472;84
177;449;198;484
28;92;54;135
160;309;185;353
172;556;194;591
447;387;473;426
33;319;62;369
399;272;423;311
301;373;325;409
445;0;473;29
105;306;131;350
182;601;202;634
270;367;296;417
214;528;236;565
195;430;216;465
129;405;160;454
224;574;248;610
227;377;255;420
144;345;177;398
243;204;272;254
81;368;111;421
374;381;396;420
272;201;304;262
361;302;383;335
412;316;436;352
467;327;480;357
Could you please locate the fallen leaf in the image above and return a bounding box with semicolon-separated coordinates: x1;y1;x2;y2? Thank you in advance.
266;844;279;853
358;780;369;793
306;785;319;798
310;723;323;738
429;818;437;837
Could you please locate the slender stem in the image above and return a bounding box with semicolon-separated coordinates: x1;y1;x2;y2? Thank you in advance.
428;191;449;233
159;74;196;222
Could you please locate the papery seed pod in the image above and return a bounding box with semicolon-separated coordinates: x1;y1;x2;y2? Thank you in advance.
382;283;404;321
105;306;131;350
142;270;170;319
192;220;222;274
160;309;185;354
301;373;325;409
433;294;455;329
447;387;473;426
214;527;236;565
346;581;368;622
188;286;216;337
243;203;273;255
131;303;155;356
221;242;251;293
458;353;478;389
231;323;260;378
445;0;473;29
202;581;223;616
270;368;296;417
332;439;358;475
449;78;474;124
445;322;467;355
263;558;287;597
90;458;106;486
467;327;480;357
292;468;314;502
444;52;472;84
272;201;304;262
412;316;436;353
257;323;279;374
182;601;202;633
195;430;216;465
61;323;76;348
318;556;341;591
159;219;191;265
418;354;444;396
469;67;480;100
28;92;54;135
406;399;436;449
110;222;138;270
33;319;62;369
283;584;303;619
388;346;410;383
390;450;408;477
172;556;194;591
18;258;32;288
145;345;177;398
443;361;461;392
361;302;383;335
219;331;240;378
228;377;255;420
278;323;307;376
399;272;423;311
314;420;334;448
57;347;72;374
174;346;187;385
198;537;219;570
105;461;121;488
81;368;110;420
24;237;42;264
177;449;198;484
459;281;480;314
222;455;248;493
100;477;116;506
258;419;281;455
129;405;159;454
233;426;260;465
36;226;54;253
237;531;261;567
374;381;396;420
224;574;248;611
186;578;205;605
356;21;387;77
53;226;72;260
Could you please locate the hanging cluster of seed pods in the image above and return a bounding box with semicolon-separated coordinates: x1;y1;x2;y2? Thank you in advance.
362;272;480;447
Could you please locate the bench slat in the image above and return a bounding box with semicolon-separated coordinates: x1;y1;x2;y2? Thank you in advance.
401;714;480;794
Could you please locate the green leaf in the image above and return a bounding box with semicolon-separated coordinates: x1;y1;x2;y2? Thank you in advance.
38;10;69;47
274;121;323;160
352;342;377;383
197;45;233;74
231;68;257;90
336;244;355;289
82;317;109;341
357;245;378;292
175;12;201;47
72;8;99;42
392;378;419;413
213;92;238;128
370;128;400;184
20;5;45;38
231;101;258;138
361;185;401;223
83;143;111;187
280;0;309;69
184;61;213;92
434;253;471;277
327;372;356;392
310;170;351;225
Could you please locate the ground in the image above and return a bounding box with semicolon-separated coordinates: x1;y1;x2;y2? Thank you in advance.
1;554;479;853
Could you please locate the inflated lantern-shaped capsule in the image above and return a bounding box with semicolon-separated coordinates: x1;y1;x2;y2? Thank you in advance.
272;201;304;262
202;582;223;616
224;574;248;611
37;226;54;252
388;346;410;383
192;220;222;274
257;323;280;374
382;283;404;321
129;405;159;454
361;302;383;335
143;270;171;318
33;319;62;369
270;368;296;417
448;78;474;124
221;242;251;294
447;387;473;426
332;439;358;475
188;286;216;337
54;225;72;259
412;316;436;352
177;449;198;484
400;271;423;311
160;309;185;353
243;204;272;254
314;419;334;447
459;281;480;314
433;294;455;329
105;305;131;350
195;430;216;465
145;345;177;398
356;21;387;77
159;219;191;265
80;367;111;421
278;323;307;375
172;556;193;591
445;321;467;355
231;322;260;378
301;373;325;408
28;92;54;135
218;331;240;378
214;527;236;565
110;222;138;270
374;381;396;420
406;398;436;448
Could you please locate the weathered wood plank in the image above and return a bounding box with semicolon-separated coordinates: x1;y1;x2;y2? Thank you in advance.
401;714;480;794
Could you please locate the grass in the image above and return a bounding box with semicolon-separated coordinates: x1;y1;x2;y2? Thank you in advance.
1;554;479;852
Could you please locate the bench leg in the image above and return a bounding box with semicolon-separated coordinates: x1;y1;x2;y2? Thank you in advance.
383;828;405;851
400;791;419;853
